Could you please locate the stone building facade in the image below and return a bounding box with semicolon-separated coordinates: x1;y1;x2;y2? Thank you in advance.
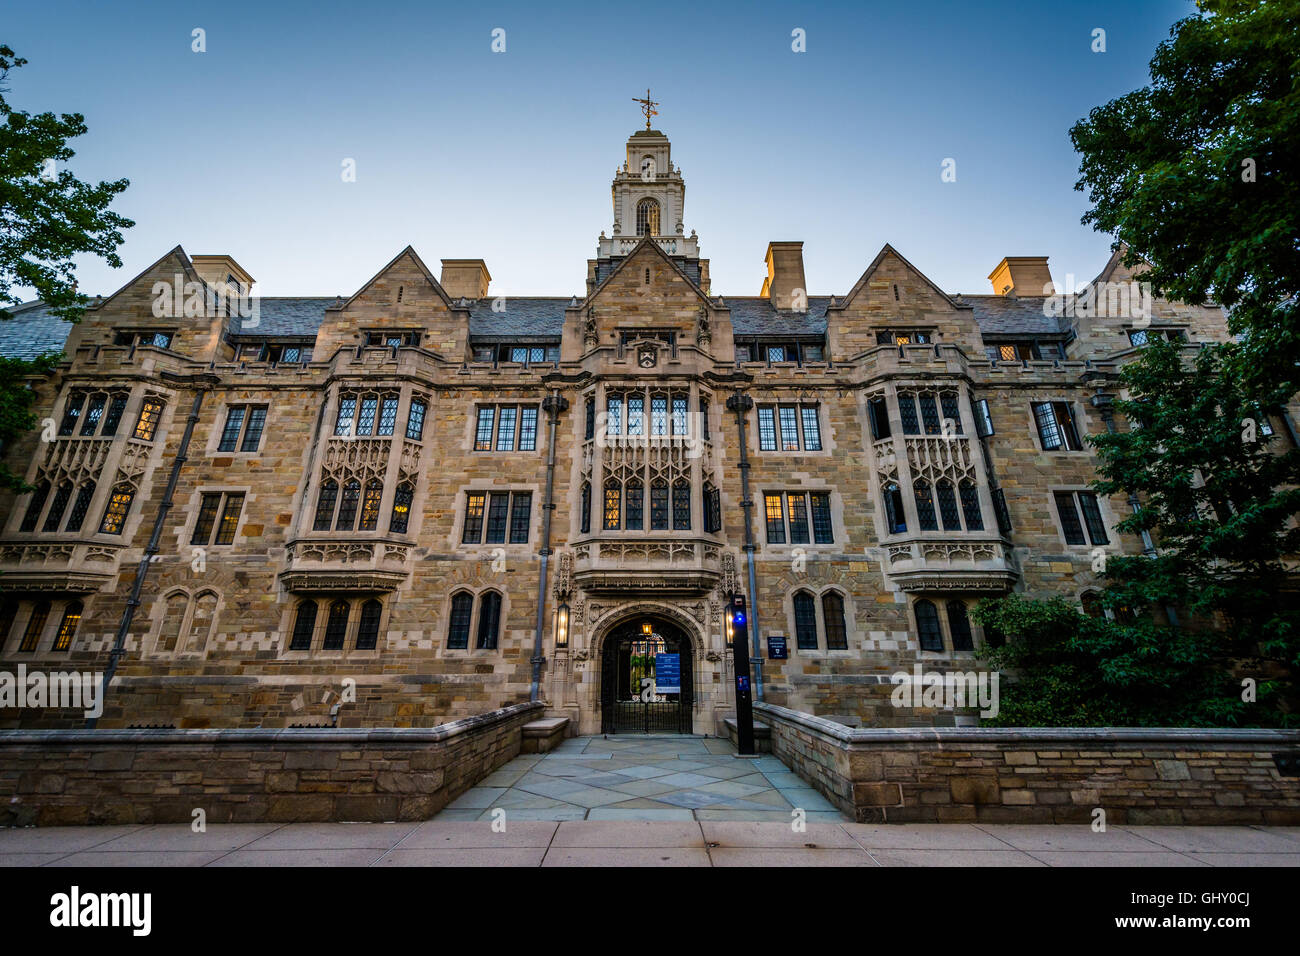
0;127;1248;732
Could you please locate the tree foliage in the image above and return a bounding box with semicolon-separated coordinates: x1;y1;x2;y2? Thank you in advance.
972;595;1256;727
0;43;133;323
1069;0;1300;394
1092;338;1300;673
987;1;1300;726
0;350;60;491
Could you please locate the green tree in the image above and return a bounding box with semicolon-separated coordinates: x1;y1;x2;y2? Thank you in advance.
981;0;1300;728
1089;336;1299;721
0;44;133;489
974;338;1298;727
0;44;133;322
1069;0;1300;394
972;595;1250;727
0;351;60;491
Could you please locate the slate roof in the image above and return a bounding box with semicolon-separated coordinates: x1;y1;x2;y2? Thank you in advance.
953;294;1067;337
467;298;568;340
726;297;832;337
0;290;1073;360
0;301;75;359
225;297;337;339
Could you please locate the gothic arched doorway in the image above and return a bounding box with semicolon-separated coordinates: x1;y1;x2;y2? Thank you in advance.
600;616;694;734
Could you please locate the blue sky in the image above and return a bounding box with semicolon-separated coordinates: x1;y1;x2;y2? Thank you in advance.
5;0;1198;300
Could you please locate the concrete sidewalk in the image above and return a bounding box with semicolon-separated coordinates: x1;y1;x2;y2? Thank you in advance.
1;821;1298;867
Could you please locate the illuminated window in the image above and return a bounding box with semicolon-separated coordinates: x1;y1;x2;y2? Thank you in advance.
636;198;660;236
133;400;164;441
1033;402;1083;451
462;491;531;544
604;481;621;530
463;492;486;543
764;493;786;544
99;485;135;534
390;483;414;534
51;601;83;653
359;480;384;531
192;491;244;545
18;601;50;652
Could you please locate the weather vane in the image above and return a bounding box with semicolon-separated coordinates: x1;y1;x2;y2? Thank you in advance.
632;89;659;130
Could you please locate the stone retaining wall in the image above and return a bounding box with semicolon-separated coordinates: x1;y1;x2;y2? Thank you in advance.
754;702;1300;825
0;701;543;826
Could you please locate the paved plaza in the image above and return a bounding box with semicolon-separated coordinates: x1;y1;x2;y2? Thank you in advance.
435;734;848;822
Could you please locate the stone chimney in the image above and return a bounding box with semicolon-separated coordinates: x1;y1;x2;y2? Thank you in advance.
988;256;1053;297
191;255;254;294
759;241;806;311
440;259;491;300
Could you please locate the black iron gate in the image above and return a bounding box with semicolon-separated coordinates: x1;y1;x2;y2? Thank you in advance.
610;699;688;734
600;620;693;734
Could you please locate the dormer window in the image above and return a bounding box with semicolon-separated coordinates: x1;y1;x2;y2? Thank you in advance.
876;329;932;346
114;329;173;349
984;339;1066;361
365;330;419;348
1127;328;1186;347
236;342;312;363
636;198;660;237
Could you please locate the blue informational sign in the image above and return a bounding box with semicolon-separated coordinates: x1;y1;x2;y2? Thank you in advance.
655;653;681;694
767;635;788;660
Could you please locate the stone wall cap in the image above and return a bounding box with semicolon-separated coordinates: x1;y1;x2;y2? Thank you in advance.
0;701;543;747
753;702;1300;747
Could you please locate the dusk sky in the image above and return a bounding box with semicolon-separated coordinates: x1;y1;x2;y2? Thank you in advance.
5;0;1198;300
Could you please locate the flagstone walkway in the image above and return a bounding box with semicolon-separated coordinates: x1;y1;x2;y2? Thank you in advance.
434;734;850;822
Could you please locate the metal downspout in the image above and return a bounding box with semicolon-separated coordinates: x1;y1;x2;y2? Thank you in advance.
88;387;206;728
726;389;763;701
530;390;567;701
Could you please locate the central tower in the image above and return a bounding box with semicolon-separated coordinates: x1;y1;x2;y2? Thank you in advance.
590;125;707;293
